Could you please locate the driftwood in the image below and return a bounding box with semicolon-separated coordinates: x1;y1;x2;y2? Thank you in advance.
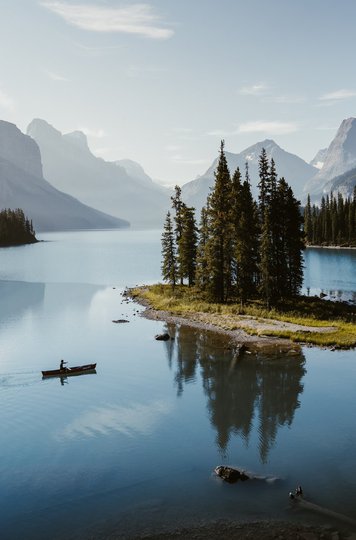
290;493;356;527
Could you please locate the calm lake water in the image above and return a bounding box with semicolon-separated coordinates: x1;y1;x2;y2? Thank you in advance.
0;232;356;539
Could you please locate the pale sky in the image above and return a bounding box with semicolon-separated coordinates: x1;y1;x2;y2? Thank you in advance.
1;0;356;185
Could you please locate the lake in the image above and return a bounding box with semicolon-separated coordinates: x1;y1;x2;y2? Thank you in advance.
0;231;356;539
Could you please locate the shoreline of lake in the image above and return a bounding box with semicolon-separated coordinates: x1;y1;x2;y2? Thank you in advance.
127;286;352;354
131;519;353;540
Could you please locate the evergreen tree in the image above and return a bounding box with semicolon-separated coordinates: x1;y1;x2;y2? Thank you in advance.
195;204;210;291
233;165;259;303
171;185;186;284
304;194;312;244
161;212;177;288
258;147;269;218
177;205;198;286
204;141;234;302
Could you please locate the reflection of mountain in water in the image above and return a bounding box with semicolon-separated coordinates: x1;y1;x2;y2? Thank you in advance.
163;323;306;463
0;280;45;323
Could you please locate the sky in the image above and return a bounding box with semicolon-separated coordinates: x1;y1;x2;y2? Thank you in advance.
1;0;356;186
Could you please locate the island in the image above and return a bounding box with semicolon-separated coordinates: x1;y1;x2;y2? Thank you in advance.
0;208;38;247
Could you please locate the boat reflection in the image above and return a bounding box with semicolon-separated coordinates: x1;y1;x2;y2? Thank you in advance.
162;322;306;462
58;370;97;385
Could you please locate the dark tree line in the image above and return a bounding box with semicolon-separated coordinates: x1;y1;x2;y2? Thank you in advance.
304;188;356;246
0;208;37;246
162;142;304;306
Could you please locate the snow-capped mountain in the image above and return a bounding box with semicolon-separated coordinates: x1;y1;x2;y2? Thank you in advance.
309;148;328;170
182;139;317;212
304;118;356;198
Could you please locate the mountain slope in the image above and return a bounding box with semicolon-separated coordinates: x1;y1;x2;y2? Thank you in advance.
328;167;356;198
27;119;171;228
310;148;328;170
304;118;356;198
0;121;128;232
182;139;317;212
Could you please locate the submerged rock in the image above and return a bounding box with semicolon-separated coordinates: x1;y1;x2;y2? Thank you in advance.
155;333;172;341
214;466;249;483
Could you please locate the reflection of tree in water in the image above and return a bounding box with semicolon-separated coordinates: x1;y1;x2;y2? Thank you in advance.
163;322;199;396
164;323;306;463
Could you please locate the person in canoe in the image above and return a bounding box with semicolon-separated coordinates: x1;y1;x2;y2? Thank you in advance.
60;359;68;372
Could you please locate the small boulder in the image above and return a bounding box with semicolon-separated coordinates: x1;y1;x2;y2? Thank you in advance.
155;333;172;341
214;465;249;483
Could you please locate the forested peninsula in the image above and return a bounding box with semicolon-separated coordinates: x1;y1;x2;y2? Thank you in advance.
0;208;38;247
133;143;356;349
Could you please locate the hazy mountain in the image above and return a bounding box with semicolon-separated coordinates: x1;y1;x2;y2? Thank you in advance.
309;148;328;170
0;121;128;232
304;118;356;198
182;139;317;212
27;119;171;228
327;167;356;199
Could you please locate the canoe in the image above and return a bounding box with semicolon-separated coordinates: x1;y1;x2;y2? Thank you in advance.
42;363;97;378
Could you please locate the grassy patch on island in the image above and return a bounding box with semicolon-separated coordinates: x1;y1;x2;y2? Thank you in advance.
131;284;356;349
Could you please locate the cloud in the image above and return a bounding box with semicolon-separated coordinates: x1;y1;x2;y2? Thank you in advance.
41;1;174;39
238;121;298;135
263;95;306;104
319;89;356;101
0;87;15;111
239;83;269;96
45;70;69;82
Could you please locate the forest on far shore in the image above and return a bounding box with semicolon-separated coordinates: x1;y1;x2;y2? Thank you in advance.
0;208;37;247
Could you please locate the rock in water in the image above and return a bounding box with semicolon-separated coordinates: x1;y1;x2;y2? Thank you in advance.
155;333;172;341
214;466;249;483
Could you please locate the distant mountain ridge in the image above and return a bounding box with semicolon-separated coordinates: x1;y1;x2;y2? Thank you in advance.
304;117;356;199
0;120;128;232
27;119;171;228
182;139;317;212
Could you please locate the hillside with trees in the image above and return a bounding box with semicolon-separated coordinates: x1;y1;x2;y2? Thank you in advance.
304;189;356;246
0;208;37;246
161;142;304;307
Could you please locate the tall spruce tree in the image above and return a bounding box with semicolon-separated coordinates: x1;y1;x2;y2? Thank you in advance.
205;141;234;302
258;148;270;218
195;204;210;291
161;211;177;288
232;164;259;303
171;185;186;284
177;205;198;286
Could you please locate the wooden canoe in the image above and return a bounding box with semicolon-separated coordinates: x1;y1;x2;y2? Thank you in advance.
42;363;97;378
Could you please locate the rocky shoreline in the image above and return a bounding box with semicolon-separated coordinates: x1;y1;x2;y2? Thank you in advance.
133;520;356;540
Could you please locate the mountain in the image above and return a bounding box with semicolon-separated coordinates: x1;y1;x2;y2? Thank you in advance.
327;167;356;199
0;121;128;232
182;139;317;212
27;119;171;228
309;148;328;170
304;118;356;199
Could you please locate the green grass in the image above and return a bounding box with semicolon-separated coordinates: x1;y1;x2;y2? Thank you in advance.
131;284;356;349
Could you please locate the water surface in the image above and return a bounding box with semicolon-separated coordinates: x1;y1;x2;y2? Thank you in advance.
0;231;355;539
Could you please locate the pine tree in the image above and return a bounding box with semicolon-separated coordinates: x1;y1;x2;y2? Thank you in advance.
177;205;198;286
161;212;177;288
233;164;259;303
171;185;186;284
204;141;234;302
304;194;312;244
195;204;210;291
258;147;269;218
